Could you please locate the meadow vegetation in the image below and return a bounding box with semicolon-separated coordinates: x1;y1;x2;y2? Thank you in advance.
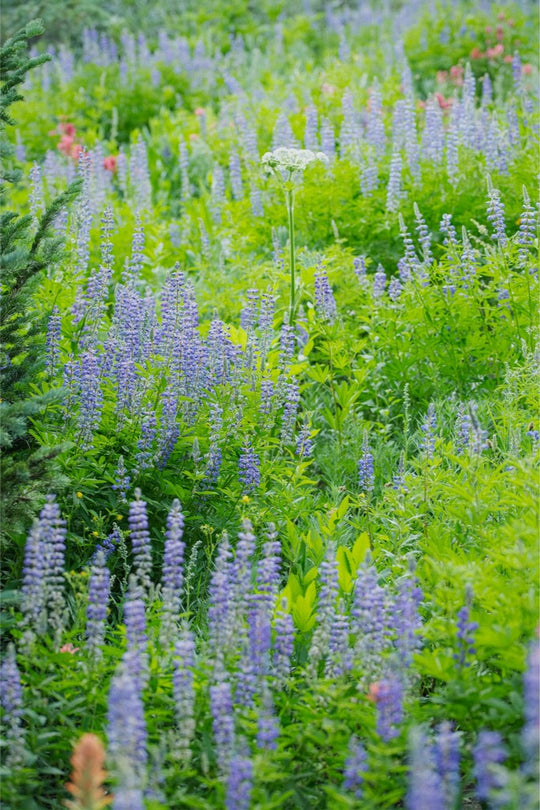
0;1;538;808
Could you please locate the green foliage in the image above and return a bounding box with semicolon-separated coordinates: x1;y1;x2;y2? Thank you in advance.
0;2;539;808
0;21;81;561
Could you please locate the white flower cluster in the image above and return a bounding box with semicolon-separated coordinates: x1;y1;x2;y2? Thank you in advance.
261;147;329;173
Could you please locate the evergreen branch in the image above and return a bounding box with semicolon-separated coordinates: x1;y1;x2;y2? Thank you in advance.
30;177;82;256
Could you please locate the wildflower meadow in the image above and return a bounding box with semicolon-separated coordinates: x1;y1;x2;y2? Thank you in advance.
0;0;538;808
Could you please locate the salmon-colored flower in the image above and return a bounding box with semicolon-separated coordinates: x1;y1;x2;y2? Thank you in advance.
470;47;484;60
60;123;76;137
58;135;74;155
103;155;117;173
436;70;448;84
487;44;504;59
435;93;452;110
194;107;205;116
65;734;112;810
60;643;80;654
522;63;532;75
321;82;336;97
71;143;83;162
449;65;464;86
367;682;381;703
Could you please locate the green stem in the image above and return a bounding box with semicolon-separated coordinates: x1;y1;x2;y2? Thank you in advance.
286;188;296;322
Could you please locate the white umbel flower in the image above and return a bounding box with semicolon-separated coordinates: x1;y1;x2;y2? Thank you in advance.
261;147;328;175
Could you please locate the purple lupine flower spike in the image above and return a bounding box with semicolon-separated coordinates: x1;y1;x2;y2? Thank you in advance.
42;495;67;633
226;752;253;810
29;162;44;225
353;255;367;281
517;186;537;269
454;584;478;668
256;525;282;608
304;104;319;151
77;349;103;449
375;676;403;741
92;525;121;563
392;452;407;492
351;557;391;683
173;626;196;762
398;215;420;280
208;534;234;659
314;265;337;322
406;727;445;809
325;602;351;677
86;549;111;658
0;645;25;766
210;673;235;773
358;431;374;493
238;440;261;494
435;721;461;808
279;323;296;370
257;685;280;750
259;377;275;418
230;521;257;623
472;731;508;804
343;736;367;799
160;499;186;649
391;562;423;673
360;149;378;196
107;663;147;808
414;203;433;265
367;82;385;156
21;520;46;630
281;379;300;443
309;553;339;677
111;455;131;501
21;495;67;641
128;490;153;594
240;289;259;334
135;409;157;471
373;264;387;298
205;402;223;483
124;576;149;690
229;151;244;201
296;420;313;457
388;276;402;301
486;178;507;247
386;147;402;212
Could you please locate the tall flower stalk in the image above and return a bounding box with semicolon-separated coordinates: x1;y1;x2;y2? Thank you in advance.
286;185;296;317
261;147;328;322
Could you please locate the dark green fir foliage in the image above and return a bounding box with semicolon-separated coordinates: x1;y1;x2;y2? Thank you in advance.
0;20;81;559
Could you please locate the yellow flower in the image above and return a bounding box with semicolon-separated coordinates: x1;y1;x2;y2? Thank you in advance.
92;531;99;538
76;491;83;499
241;495;250;504
116;514;123;521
